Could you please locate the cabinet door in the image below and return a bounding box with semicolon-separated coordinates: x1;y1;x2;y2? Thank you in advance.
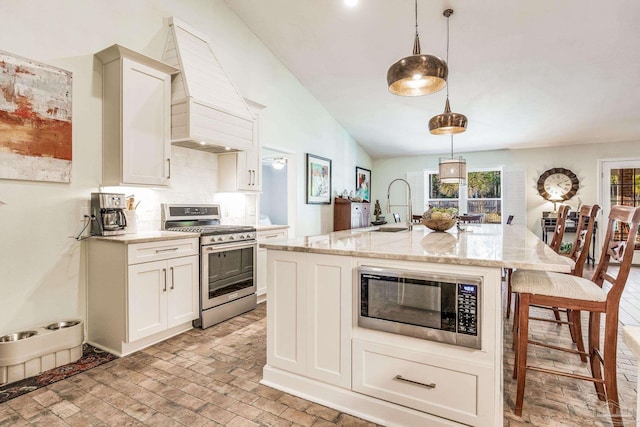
121;57;171;186
167;256;199;328
236;150;261;191
305;254;353;388
128;260;168;342
267;250;306;374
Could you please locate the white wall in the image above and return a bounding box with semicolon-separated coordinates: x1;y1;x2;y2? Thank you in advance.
0;0;371;334
372;140;640;236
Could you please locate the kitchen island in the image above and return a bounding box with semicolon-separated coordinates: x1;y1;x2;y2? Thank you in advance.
260;224;571;427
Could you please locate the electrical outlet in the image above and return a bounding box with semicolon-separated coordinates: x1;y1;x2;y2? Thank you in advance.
80;207;89;222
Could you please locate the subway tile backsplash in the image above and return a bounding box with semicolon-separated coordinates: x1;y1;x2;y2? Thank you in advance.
101;146;255;233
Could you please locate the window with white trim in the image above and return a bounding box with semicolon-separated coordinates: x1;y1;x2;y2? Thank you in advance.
425;168;503;223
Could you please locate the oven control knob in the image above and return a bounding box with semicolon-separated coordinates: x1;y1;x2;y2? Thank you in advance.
239;234;245;239
229;236;235;240
217;237;224;242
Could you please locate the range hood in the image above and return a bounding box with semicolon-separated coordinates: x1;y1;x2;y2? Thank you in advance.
162;17;255;153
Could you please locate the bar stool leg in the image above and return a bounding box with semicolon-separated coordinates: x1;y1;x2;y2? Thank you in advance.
588;311;606;400
569;310;587;363
515;293;530;416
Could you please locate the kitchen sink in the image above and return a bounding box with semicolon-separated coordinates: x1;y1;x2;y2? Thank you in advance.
371;227;408;232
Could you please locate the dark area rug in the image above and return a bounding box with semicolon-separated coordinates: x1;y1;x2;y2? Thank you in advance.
0;343;117;404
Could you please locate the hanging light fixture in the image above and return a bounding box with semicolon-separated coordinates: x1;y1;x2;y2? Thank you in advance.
438;134;466;184
272;157;287;170
387;0;448;96
429;9;467;134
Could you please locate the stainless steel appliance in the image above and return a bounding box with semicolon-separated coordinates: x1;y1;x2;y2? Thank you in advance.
91;193;127;236
161;204;257;329
357;266;481;349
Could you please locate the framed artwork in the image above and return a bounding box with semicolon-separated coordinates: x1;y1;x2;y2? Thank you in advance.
0;50;73;183
355;166;371;202
306;153;332;204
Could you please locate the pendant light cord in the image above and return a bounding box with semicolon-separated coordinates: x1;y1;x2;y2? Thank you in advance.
445;10;450;98
412;0;421;55
450;134;454;159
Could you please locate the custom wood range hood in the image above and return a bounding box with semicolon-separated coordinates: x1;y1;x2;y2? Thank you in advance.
162;17;255;153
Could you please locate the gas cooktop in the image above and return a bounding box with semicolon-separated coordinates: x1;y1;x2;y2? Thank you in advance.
166;224;255;236
161;203;255;237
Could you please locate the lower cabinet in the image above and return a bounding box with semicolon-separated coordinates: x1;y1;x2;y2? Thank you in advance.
128;255;198;342
88;237;199;356
267;250;352;388
352;338;492;426
256;227;289;300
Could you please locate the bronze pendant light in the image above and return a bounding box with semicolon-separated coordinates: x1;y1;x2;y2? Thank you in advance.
438;134;467;184
387;0;448;96
429;9;467;134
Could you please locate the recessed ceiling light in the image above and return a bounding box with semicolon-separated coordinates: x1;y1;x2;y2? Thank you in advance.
225;147;231;151
345;0;358;7
199;141;207;145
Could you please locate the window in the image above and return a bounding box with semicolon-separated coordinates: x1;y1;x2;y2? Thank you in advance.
610;168;640;249
426;169;502;223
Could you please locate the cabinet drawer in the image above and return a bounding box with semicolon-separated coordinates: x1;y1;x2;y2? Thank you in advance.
257;229;288;242
128;238;198;265
353;339;481;424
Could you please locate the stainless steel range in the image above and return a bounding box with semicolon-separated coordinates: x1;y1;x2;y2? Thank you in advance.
161;204;257;329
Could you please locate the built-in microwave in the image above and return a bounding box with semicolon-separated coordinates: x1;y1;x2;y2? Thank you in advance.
357;266;481;349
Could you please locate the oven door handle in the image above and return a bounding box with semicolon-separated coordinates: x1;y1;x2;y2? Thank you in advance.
202;242;256;252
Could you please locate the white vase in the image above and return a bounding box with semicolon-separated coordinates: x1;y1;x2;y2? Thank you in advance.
124;210;137;234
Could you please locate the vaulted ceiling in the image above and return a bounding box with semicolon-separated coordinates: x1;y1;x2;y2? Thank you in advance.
225;0;640;159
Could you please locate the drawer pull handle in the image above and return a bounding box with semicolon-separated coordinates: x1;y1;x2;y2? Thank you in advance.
393;375;436;389
155;247;179;253
264;234;279;239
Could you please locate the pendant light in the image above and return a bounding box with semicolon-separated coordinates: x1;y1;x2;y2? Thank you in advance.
387;0;448;96
438;135;466;184
429;9;467;134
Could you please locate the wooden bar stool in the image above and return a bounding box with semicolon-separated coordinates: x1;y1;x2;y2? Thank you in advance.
511;205;640;426
506;205;570;319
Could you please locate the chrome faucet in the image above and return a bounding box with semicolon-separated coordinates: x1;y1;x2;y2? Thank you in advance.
386;178;413;231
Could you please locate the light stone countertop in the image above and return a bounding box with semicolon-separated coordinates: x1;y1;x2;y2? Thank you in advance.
260;224;572;272
90;231;200;244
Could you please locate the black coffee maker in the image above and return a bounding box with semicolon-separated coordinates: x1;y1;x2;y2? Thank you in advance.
91;193;127;236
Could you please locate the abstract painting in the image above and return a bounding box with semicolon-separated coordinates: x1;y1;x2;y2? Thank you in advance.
306;153;331;204
355;166;371;202
0;51;72;182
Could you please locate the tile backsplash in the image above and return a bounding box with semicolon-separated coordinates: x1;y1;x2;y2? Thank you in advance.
100;146;256;232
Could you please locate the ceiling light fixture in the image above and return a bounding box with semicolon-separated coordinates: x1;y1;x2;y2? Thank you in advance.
272;157;287;170
344;0;358;7
438;134;466;184
387;0;448;96
429;9;467;134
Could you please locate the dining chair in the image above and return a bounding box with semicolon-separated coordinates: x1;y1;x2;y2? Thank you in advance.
459;213;483;224
511;205;640;426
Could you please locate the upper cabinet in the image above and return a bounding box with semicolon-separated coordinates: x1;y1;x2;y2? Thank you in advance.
96;45;178;187
217;99;265;192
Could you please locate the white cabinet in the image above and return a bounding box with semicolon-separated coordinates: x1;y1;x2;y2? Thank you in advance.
352;339;493;426
128;255;199;342
218;151;260;191
96;45;177;187
267;250;352;388
256;227;289;301
217;99;264;192
88;237;199;356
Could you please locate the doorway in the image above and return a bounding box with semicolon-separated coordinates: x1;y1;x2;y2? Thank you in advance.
260;146;297;237
599;158;640;264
